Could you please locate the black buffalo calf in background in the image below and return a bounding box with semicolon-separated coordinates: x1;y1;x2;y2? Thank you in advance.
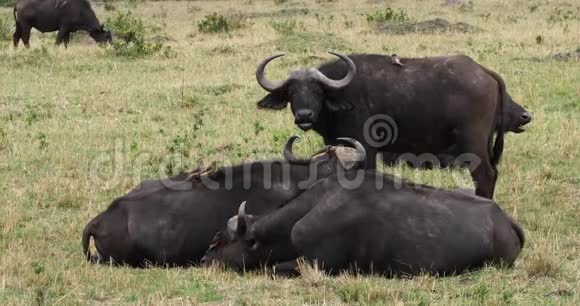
255;52;529;199
82;136;366;267
386;94;532;168
502;93;532;134
202;171;525;277
13;0;112;48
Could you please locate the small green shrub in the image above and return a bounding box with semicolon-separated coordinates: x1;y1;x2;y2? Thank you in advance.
0;126;9;152
37;132;48;150
106;11;164;58
197;12;252;34
167;129;192;157
458;0;475;12
366;7;410;25
0;16;11;46
103;0;116;11
0;0;15;7
7;44;53;66
315;13;336;29
547;7;579;25
127;0;142;9
528;4;540;13
197;13;229;33
270;19;302;35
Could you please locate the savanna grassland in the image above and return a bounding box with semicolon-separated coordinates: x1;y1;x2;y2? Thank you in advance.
0;0;579;304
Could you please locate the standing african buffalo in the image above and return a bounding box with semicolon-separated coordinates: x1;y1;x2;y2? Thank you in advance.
13;0;112;48
81;136;366;267
254;53;520;198
201;171;525;277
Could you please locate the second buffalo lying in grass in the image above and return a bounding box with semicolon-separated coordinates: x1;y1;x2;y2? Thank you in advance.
202;172;524;277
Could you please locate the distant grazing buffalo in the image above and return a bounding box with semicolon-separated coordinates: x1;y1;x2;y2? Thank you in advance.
254;53;522;199
82;136;366;267
13;0;111;48
201;171;525;277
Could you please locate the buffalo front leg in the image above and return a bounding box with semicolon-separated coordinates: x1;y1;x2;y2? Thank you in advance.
55;28;70;48
272;259;301;278
62;32;71;48
471;160;496;199
459;134;497;199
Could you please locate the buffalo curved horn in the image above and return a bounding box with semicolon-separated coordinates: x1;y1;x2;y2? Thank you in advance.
237;201;247;234
284;135;301;163
308;52;356;90
256;53;287;92
337;137;366;162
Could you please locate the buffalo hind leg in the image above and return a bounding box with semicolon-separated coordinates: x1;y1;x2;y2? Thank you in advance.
20;24;32;48
491;219;522;267
13;23;22;48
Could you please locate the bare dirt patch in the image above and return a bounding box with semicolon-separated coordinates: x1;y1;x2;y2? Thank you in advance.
553;48;580;61
376;18;482;35
245;8;310;19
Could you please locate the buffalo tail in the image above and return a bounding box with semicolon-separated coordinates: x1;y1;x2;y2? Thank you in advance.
82;216;98;262
510;216;525;248
479;65;506;168
13;6;18;25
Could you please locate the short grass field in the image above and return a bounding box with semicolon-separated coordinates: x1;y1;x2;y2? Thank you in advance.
0;0;579;304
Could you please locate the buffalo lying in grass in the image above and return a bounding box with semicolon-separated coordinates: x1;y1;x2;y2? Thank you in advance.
202;172;525;277
82;136;366;267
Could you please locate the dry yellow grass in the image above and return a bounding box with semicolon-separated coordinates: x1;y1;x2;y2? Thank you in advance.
0;0;579;304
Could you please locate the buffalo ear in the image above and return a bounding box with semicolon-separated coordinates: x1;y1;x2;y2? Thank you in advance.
227;216;240;234
257;93;288;110
227;215;248;236
325;99;353;112
236;201;247;235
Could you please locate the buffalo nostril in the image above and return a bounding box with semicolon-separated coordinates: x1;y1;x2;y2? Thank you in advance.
521;112;532;122
296;109;313;121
